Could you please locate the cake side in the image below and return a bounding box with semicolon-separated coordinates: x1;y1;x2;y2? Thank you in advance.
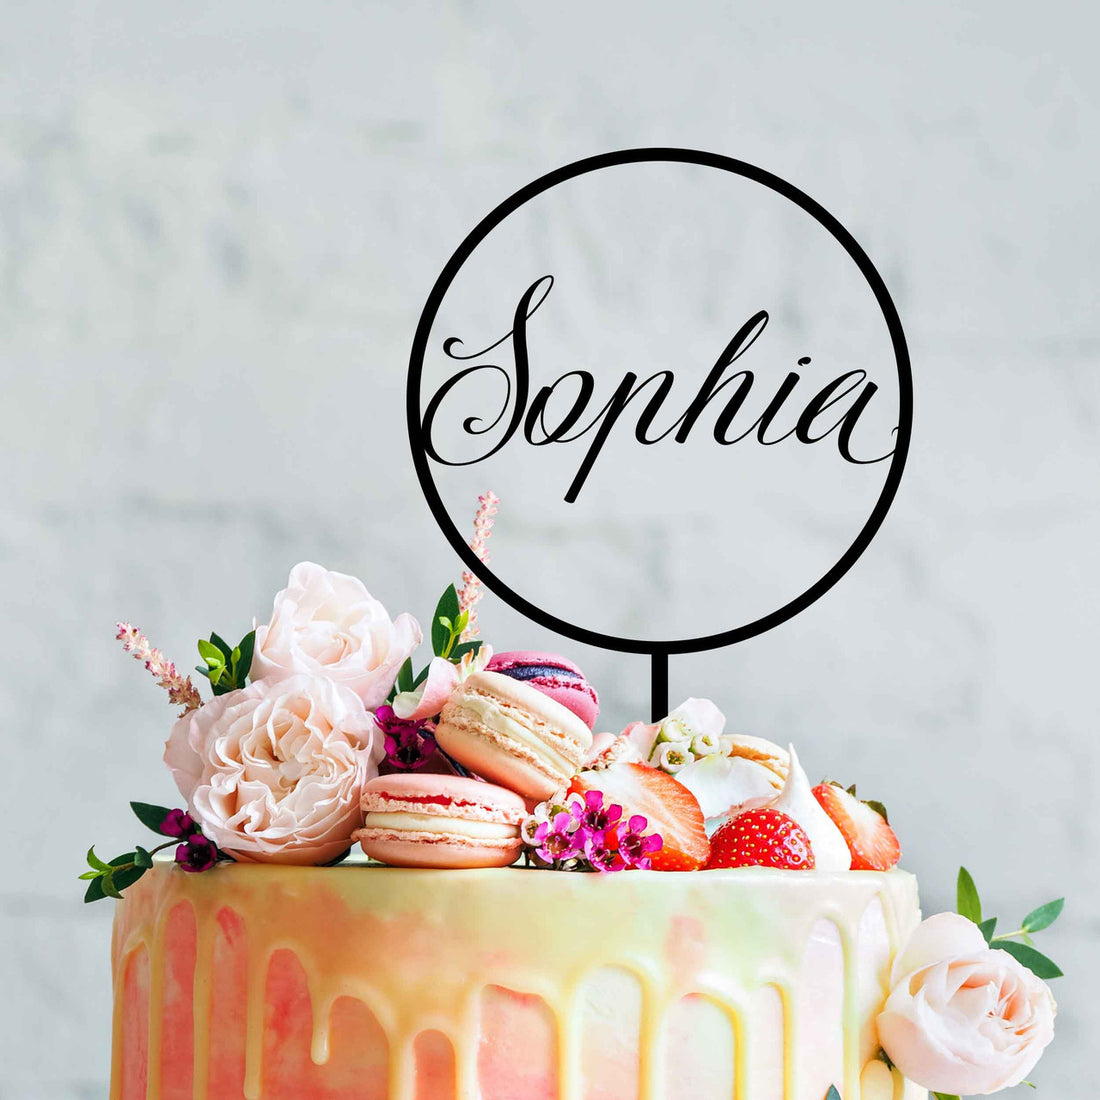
111;861;925;1100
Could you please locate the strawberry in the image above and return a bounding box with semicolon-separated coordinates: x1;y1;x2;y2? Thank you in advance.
568;763;709;871
705;808;815;870
811;783;901;871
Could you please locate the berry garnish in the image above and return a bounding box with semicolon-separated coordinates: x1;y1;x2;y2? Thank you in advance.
705;808;815;870
812;783;901;871
568;763;709;871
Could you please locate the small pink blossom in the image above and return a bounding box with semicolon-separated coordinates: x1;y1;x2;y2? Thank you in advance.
175;833;219;873
375;705;437;771
457;490;499;642
532;809;583;863
116;622;203;715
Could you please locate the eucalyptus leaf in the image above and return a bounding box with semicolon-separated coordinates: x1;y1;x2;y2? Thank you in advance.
993;940;1063;980
978;917;998;944
825;1087;842;1100
956;866;982;924
1022;897;1064;933
131;801;173;835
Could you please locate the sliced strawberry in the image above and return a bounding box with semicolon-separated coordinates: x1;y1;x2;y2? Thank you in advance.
705;808;815;870
568;763;709;871
812;783;901;871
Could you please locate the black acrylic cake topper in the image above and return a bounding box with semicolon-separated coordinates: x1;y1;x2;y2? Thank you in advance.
408;148;912;720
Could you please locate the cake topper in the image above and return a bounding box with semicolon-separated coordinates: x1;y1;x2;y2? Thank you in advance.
408;148;914;719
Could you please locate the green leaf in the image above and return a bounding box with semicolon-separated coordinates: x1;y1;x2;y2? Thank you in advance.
84;876;107;903
993;940;1063;979
437;615;454;632
1022;897;1064;933
956;866;982;924
208;632;234;661
431;585;460;656
86;845;110;872
454;609;469;635
78;870;100;880
978;917;998;944
197;639;226;665
449;640;483;662
131;801;173;835
396;657;414;694
112;864;147;895
100;870;123;899
235;630;256;686
932;1093;962;1100
134;846;154;868
825;1087;842;1100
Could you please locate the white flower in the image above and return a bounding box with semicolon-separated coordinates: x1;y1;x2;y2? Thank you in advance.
251;562;421;708
878;913;1057;1094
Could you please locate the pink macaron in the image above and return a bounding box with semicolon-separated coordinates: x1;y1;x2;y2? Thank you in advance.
356;772;526;869
486;651;600;730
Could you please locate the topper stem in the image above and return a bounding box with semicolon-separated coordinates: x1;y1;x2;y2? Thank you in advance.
650;651;669;722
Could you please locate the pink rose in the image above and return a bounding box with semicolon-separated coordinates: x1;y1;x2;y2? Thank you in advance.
164;674;384;865
878;912;1056;1094
251;562;421;708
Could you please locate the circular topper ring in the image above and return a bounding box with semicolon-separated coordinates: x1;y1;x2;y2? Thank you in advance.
408;147;912;657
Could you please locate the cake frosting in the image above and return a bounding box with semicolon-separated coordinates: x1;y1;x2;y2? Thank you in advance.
94;546;1061;1100
111;861;925;1100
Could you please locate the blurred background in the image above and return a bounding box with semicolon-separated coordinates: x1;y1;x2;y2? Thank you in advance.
2;2;1096;1097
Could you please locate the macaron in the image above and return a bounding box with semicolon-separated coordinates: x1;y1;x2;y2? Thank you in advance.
356;773;526;869
434;670;594;801
486;651;600;729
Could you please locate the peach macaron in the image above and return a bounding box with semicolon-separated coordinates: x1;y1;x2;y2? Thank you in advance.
356;772;526;869
434;670;594;801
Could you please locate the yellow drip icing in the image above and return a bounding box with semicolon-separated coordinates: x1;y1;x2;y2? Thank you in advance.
109;862;923;1100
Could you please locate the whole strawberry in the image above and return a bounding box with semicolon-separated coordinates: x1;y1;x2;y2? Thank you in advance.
705;808;815;870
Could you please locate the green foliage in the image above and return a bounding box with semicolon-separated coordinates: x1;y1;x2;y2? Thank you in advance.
955;866;1064;981
196;629;255;695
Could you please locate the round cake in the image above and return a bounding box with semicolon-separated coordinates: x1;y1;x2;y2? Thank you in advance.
110;861;924;1100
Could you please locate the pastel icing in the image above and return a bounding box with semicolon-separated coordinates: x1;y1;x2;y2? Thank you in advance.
110;860;928;1100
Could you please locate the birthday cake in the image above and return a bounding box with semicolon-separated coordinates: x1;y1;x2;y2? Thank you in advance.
92;502;1059;1100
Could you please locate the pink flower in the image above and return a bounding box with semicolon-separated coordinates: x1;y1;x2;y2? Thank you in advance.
392;657;460;722
375;705;437;771
160;808;197;838
175;834;218;873
164;673;384;865
116;622;203;714
877;913;1057;1094
573;788;622;835
532;810;583;864
251;563;421;708
616;814;663;870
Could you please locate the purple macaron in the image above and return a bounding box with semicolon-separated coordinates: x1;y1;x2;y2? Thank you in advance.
485;651;600;730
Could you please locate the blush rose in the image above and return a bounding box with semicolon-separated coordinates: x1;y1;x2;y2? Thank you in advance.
164;673;384;865
877;912;1056;1094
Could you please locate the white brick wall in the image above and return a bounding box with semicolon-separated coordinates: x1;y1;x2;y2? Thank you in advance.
2;2;1096;1096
